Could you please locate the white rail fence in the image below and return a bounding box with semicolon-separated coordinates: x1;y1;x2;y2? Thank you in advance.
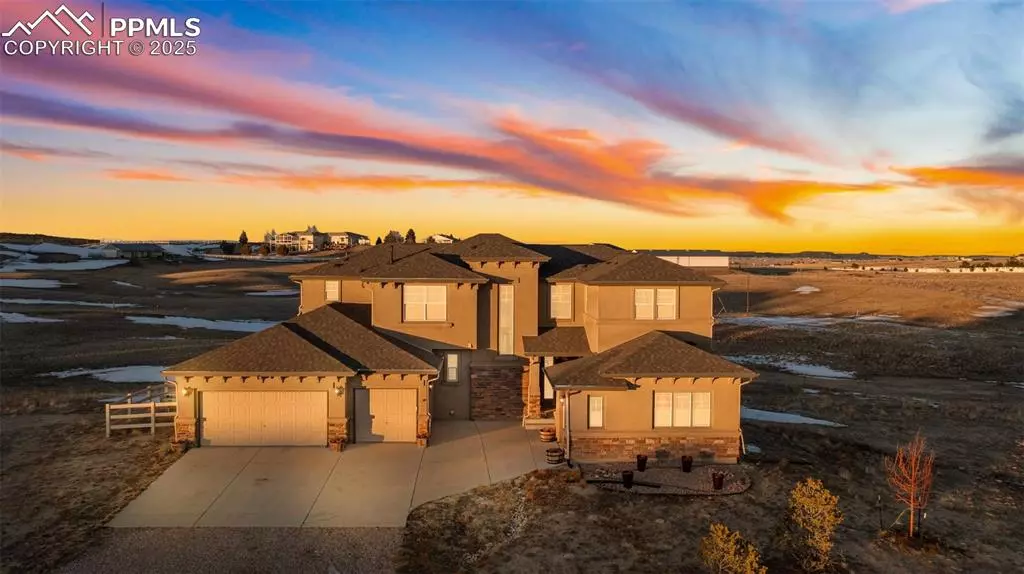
105;401;177;437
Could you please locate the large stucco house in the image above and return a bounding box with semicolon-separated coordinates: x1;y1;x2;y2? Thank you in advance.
165;233;756;462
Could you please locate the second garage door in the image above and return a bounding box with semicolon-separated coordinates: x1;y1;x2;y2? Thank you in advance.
200;391;327;446
354;388;417;443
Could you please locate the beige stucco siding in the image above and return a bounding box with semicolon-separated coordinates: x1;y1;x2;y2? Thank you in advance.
300;279;327;312
538;281;586;328
299;278;372;314
370;282;479;349
565;377;741;435
586;285;714;351
470;261;540;355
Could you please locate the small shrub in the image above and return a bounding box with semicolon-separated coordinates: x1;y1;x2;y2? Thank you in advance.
275;245;289;256
781;478;842;572
700;523;767;574
258;245;270;256
239;244;253;256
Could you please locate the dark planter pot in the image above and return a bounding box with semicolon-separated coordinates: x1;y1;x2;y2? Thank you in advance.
712;472;725;491
622;470;635;489
545;447;565;465
681;455;694;473
636;454;648;472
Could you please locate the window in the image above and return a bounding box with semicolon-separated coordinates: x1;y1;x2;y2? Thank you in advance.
653;391;711;427
541;356;555;400
550;284;573;319
498;284;515;355
403;285;447;322
588;395;604;428
634;288;654;320
635;288;677;319
325;280;340;302
445;353;459;382
656;288;677;320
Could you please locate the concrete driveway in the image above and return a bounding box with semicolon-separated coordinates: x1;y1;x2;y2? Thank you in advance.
109;421;558;528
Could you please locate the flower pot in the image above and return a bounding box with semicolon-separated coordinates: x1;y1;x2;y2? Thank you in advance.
681;455;694;473
539;427;557;442
636;454;648;472
622;470;635;489
712;472;725;491
545;447;564;465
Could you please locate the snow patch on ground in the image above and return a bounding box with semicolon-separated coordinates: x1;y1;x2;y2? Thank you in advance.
971;300;1024;318
127;315;277;333
42;365;166;383
135;335;182;341
0;259;128;272
0;279;74;289
112;280;142;288
741;407;845;427
0;249;38;259
725;355;856;379
802;388;821;394
1;298;137;308
719;315;838;328
0;242;99;257
746;444;762;454
855;314;902;322
792;285;821;295
0;312;64;323
246;289;299;297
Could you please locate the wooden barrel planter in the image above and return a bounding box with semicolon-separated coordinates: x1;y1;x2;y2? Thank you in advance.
712;472;725;491
622;470;635;489
539;427;557;443
545;447;565;465
681;455;694;473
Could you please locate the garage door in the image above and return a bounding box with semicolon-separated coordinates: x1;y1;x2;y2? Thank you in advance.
200;391;328;446
354;389;417;443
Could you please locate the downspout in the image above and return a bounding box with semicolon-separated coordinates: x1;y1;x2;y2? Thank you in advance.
425;374;439;437
738;377;756;455
564;389;581;465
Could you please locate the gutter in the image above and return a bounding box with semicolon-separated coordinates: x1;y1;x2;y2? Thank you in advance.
563;389;582;466
738;377;756;455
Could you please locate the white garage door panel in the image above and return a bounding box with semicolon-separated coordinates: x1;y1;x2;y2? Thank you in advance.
201;391;327;446
354;389;417;443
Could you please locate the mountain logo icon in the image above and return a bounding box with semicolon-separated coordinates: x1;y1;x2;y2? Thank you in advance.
2;4;95;37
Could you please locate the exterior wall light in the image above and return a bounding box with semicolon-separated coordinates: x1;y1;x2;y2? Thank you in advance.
181;387;195;397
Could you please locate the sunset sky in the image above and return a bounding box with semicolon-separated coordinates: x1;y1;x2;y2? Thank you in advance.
1;0;1022;254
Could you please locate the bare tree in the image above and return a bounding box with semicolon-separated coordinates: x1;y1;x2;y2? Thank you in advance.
885;432;935;538
405;228;417;244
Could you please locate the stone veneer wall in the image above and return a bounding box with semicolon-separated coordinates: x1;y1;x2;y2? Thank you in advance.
470;364;528;419
523;367;541;419
569;435;740;463
328;418;347;446
175;420;196;444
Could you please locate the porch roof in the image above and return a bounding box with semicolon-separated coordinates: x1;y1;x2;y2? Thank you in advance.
545;331;756;389
522;326;593;357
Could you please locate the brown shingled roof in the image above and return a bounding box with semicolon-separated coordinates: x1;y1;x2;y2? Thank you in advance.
359;249;487;283
163;324;356;376
522;326;593;357
557;252;724;285
525;243;624;279
544;331;755;389
165;304;439;376
442;233;550;262
292;244;432;278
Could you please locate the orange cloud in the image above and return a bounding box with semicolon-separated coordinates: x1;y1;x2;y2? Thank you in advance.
896;161;1024;222
106;169;192;183
219;169;541;194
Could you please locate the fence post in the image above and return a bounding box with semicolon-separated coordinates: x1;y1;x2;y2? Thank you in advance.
105;404;111;438
150;402;157;435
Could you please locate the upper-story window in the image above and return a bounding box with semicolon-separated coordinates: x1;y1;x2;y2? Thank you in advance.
550;284;573;319
403;285;447;322
634;288;677;320
325;280;340;302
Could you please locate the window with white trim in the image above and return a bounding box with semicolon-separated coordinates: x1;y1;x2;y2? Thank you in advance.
588;395;604;428
550;284;573;319
653;391;711;427
325;280;340;302
656;288;677;320
634;288;654;320
403;285;447;322
445;353;459;382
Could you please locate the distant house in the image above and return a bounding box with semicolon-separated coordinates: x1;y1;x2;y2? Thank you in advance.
326;231;371;249
265;226;328;252
428;234;457;244
643;250;731;268
100;242;165;259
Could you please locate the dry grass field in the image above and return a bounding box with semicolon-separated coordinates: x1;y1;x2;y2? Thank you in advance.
2;258;1022;572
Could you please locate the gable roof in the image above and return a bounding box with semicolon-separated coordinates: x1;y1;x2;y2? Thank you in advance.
440;233;550;262
165;304;439;376
292;244;433;278
522;326;593;357
289;304;439;372
163;323;356;375
359;249;487;283
551;252;724;285
525;243;624;279
544;331;755;389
